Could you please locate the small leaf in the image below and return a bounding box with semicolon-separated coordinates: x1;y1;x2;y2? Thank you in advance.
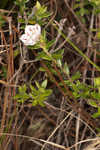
28;42;41;49
94;77;100;93
97;31;100;39
19;84;26;93
36;1;41;10
32;99;38;106
57;59;62;67
35;81;40;89
94;77;100;86
72;72;81;81
88;100;98;108
39;67;46;72
18;18;25;23
53;49;64;55
39;87;45;93
14;49;20;58
39;101;45;107
37;51;52;61
80;8;85;16
92;108;100;118
41;79;47;88
63;62;69;75
30;85;38;94
41;30;46;41
46;39;55;49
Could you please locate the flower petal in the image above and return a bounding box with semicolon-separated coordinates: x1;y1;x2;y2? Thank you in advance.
25;24;41;36
20;34;29;43
33;24;41;35
20;34;36;45
20;24;41;46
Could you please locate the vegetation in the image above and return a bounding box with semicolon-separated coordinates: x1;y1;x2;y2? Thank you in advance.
0;0;100;150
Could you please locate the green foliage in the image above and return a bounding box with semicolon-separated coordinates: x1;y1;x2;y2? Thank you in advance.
89;0;100;14
14;84;30;103
57;70;100;120
35;1;51;22
73;0;90;23
63;62;69;75
73;0;100;23
30;80;52;106
15;0;28;14
0;66;7;79
89;0;100;6
14;49;20;58
27;1;51;25
94;77;100;93
92;107;100;118
0;14;6;27
14;80;52;107
15;1;100;124
97;31;100;39
87;77;100;119
71;78;100;119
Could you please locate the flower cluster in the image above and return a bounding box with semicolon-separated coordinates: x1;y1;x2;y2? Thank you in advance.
20;24;41;46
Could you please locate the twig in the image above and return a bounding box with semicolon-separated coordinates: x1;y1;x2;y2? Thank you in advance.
75;8;95;150
83;8;95;83
50;18;67;53
41;111;73;150
50;26;75;54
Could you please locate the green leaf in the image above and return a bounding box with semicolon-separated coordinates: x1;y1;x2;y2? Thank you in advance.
0;15;6;27
97;31;100;39
35;81;40;89
28;42;41;50
0;66;7;79
30;85;38;94
45;89;52;96
39;67;46;72
46;39;55;49
35;1;51;21
73;3;81;9
14;49;20;58
32;99;38;106
54;49;64;55
91;91;100;100
36;1;41;10
18;18;25;23
92;107;100;118
41;30;47;41
57;59;62;67
80;8;86;16
37;51;52;61
29;93;36;99
63;62;69;75
41;79;47;88
14;92;29;102
96;128;100;132
94;77;100;86
88;100;98;108
39;101;45;107
52;49;64;60
39;87;45;93
71;72;81;81
19;84;27;93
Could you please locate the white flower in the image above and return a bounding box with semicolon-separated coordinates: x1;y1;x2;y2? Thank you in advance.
20;24;41;46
